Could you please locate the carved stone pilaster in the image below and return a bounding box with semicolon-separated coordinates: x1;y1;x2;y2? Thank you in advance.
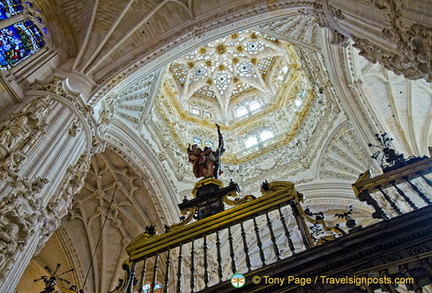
100;93;119;126
37;152;91;254
68;117;82;137
30;77;108;154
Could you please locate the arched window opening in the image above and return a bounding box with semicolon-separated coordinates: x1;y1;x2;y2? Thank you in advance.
193;136;202;145
190;104;212;118
235;100;262;118
245;135;258;148
294;89;308;108
204;140;214;148
244;128;274;149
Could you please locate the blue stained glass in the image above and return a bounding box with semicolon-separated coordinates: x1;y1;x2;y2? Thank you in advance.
0;0;23;20
0;20;45;69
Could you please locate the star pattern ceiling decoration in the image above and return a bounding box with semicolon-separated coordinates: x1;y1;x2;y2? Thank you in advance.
169;30;290;118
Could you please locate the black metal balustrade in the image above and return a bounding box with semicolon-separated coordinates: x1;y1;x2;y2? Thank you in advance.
111;139;432;293
353;157;432;220
112;180;343;293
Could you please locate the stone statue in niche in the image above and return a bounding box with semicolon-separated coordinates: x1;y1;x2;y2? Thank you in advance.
187;124;225;179
0;114;31;152
0;97;50;160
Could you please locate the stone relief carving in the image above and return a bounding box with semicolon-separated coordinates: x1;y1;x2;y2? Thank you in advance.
0;174;48;281
68;117;82;137
39;152;92;254
107;73;155;129
0;97;51;160
352;0;432;82
0;152;25;180
0;98;52;206
383;23;432;81
99;93;119;127
319;123;372;181
48;152;91;219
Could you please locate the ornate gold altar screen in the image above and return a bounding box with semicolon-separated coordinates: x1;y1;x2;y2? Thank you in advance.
114;157;432;293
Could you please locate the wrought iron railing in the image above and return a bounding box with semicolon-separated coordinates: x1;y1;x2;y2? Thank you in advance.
352;157;432;220
112;181;343;293
110;152;432;293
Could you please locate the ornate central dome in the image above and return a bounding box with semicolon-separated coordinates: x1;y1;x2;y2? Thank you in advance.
157;30;315;162
169;30;290;119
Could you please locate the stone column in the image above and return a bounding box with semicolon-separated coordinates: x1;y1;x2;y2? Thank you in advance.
0;75;106;293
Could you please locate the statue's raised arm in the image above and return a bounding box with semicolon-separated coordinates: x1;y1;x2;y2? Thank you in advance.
214;124;225;179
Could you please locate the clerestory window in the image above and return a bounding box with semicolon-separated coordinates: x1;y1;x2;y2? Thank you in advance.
235;100;262;118
244;128;274;148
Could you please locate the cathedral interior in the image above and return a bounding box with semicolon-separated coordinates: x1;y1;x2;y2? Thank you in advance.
0;0;431;292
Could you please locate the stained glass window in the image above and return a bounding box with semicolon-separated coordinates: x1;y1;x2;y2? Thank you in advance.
0;0;23;20
0;20;45;69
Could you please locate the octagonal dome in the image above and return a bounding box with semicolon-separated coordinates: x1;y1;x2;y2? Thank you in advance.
157;30;315;162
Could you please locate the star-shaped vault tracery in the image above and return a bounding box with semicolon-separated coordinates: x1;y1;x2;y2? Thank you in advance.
169;30;290;118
